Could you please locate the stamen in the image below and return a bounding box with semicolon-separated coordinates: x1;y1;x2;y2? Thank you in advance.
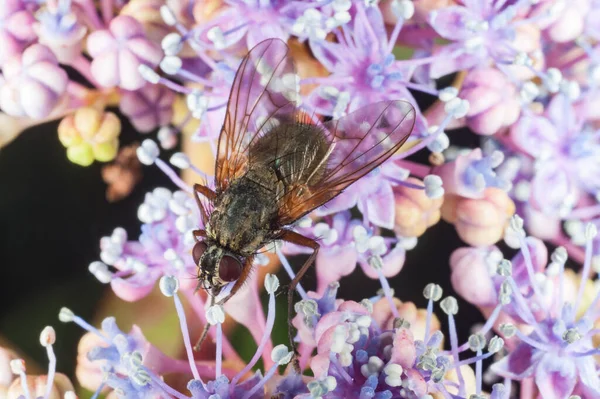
40;326;57;399
574;224;596;318
512;218;550;315
455;305;502;353
423;283;443;342
242;345;293;399
159;276;203;384
331;353;354;384
90;382;105;399
504;277;548;340
387;1;413;54
155;158;193;193
11;359;31;399
398;113;453;159
513;329;553;352
276;250;308;299
374;263;399;318
58;308;111;345
215;323;223;378
441;296;465;397
231;274;279;387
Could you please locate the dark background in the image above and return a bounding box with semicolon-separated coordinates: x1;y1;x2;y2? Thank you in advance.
0;113;486;383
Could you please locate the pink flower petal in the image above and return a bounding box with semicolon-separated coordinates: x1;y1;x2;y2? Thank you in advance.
118;49;145;90
4;10;35;41
354;5;386;57
91;51;119;88
450;246;498;307
0;31;23;66
310;353;331;379
316;187;358;216
127;37;162;65
20;78;58;119
0;82;23;117
315;244;358;293
27;61;68;94
22;43;57;66
309;41;343;73
381;245;406;277
109;15;144;39
86;30;117;57
390;328;416;368
110;277;156;302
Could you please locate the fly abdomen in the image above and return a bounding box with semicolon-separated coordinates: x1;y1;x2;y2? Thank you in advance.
249;121;332;187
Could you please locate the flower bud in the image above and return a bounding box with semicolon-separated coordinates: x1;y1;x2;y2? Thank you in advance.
459;68;520;135
58;108;121;166
393;177;443;237
442;188;516;247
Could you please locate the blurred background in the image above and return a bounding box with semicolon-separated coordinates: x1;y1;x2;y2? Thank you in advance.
0;108;489;390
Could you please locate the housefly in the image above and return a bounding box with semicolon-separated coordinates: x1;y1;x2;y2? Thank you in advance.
191;38;416;366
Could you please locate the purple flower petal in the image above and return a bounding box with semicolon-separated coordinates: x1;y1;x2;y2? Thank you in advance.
353;6;386;58
575;357;600;396
547;94;579;137
490;342;537;379
429;43;481;78
510;115;559;158
530;161;577;214
309;40;343;72
316;187;358;216
535;353;577;399
429;6;481;41
360;181;395;229
510;237;548;285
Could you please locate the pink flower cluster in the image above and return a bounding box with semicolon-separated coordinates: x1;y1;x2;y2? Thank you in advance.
4;0;600;399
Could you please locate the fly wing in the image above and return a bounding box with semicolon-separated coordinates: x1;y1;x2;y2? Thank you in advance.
277;100;416;225
214;38;300;192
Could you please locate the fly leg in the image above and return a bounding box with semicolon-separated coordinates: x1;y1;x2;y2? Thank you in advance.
194;183;216;200
279;230;320;374
193;183;216;222
194;288;218;351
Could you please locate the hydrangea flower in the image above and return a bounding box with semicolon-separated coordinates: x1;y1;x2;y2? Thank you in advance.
291;277;506;398
454;215;600;397
2;326;76;399
91;187;198;301
0;44;68;119
458;67;521;135
283;211;411;291
57;107;121;166
510;94;600;218
304;3;427;120
428;0;544;78
87;15;162;90
0;0;36;67
196;0;296;50
120;84;175;133
34;0;87;64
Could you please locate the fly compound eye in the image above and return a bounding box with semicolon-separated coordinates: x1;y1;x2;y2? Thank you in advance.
218;255;243;282
192;242;208;265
